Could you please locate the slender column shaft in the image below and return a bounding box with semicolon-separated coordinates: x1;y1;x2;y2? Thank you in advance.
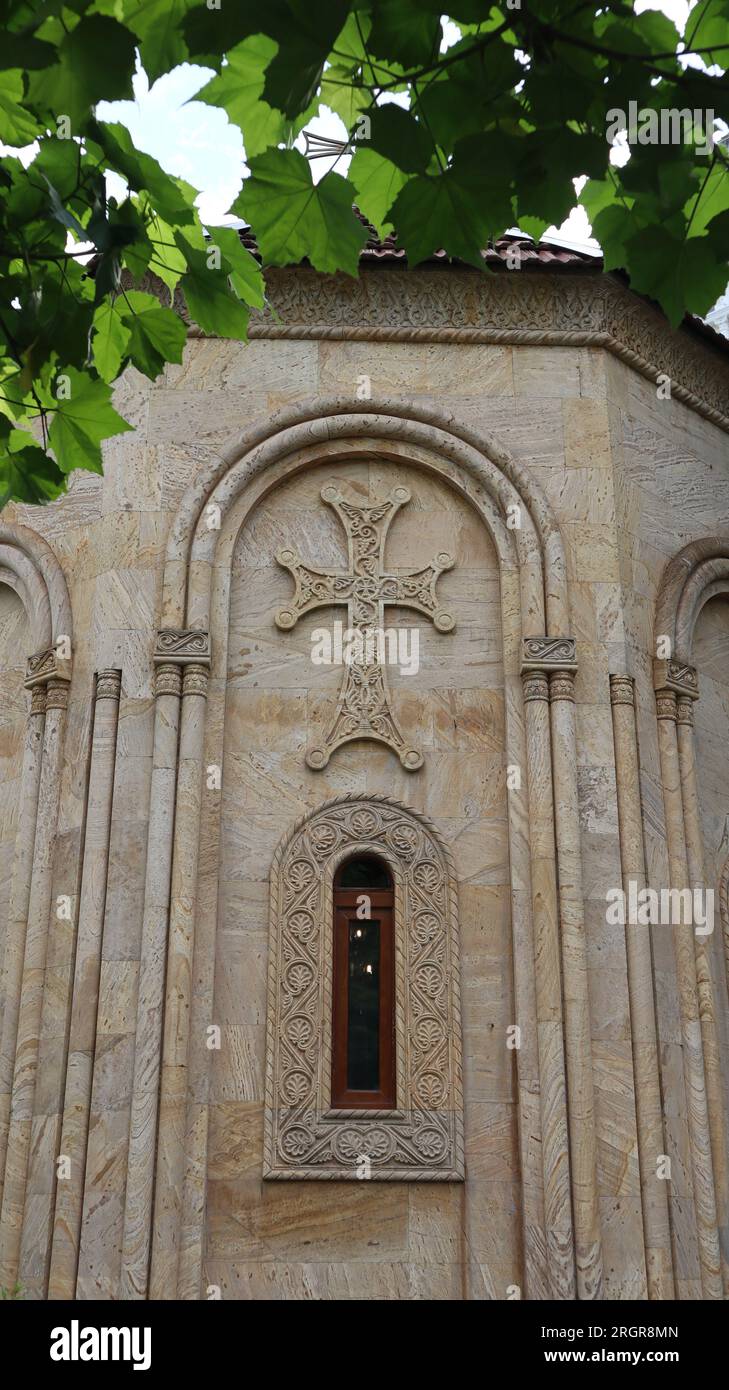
522;670;575;1299
0;688;46;1211
120;664;182;1298
610;676;675;1300
48;672;121;1298
150;663;208;1300
0;680;68;1287
549;670;603;1300
676;696;729;1295
656;689;722;1299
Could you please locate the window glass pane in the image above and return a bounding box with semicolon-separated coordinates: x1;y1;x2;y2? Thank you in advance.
347;918;380;1090
338;856;392;889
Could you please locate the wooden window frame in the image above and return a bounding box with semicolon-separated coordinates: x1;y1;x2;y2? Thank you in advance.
331;877;395;1110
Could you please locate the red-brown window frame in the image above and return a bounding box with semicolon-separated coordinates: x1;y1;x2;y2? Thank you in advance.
331;864;395;1110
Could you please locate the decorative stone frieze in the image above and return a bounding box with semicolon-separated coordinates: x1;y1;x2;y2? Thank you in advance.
521;636;577;673
153;628;211;666
24;646;71;689
264;795;463;1181
653;658;699;700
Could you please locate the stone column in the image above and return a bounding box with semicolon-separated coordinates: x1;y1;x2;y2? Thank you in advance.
120;629;210;1300
150;659;209;1299
610;675;675;1300
0;667;69;1287
0;685;45;1213
675;690;729;1296
48;670;121;1298
120;659;182;1297
547;662;603;1301
521;662;575;1300
654;673;722;1299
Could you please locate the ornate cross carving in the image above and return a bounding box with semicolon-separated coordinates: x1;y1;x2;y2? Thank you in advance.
274;485;455;770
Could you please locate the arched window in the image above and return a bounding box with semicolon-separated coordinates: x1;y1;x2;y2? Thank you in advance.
331;855;395;1109
265;796;463;1180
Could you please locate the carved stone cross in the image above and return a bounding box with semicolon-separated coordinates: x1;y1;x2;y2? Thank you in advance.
274;485;455;770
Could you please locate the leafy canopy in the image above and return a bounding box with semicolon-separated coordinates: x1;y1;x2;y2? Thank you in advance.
1;0;728;505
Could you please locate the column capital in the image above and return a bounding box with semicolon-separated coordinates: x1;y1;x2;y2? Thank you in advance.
45;677;69;711
522;670;549;703
521;635;577;674
549;670;575;702
154;628;211;667
653;657;698;701
655;689;678;722
609;674;635;707
96;669;122;702
154;663;182;698
676;695;694;727
29;685;47;716
182;663;209;698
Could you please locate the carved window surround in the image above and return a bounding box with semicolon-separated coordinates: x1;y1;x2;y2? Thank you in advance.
263;795;464;1181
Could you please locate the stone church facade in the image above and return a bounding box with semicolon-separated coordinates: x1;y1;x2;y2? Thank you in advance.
1;247;729;1301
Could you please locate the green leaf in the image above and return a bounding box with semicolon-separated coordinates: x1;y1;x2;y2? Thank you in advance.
120;0;196;83
0;71;43;145
0;429;66;507
86;121;197;225
92;300;131;383
625;225;729;325
144;207;188;294
348;147;408;236
195;35;291;159
48;369;132;475
368;1;442;68
235;148;367;275
389;170;491;268
208;228;265;308
365;105;433;175
176;239;251;338
119;290;187;379
28;16;137;126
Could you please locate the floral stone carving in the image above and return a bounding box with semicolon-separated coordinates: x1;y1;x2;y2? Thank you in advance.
263;795;464;1180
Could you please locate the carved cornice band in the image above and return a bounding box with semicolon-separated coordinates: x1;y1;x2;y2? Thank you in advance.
237;271;729;436
154;628;211;667
24;645;72;690
521;636;577;673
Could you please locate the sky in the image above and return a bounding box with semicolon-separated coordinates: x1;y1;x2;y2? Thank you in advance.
95;0;700;252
